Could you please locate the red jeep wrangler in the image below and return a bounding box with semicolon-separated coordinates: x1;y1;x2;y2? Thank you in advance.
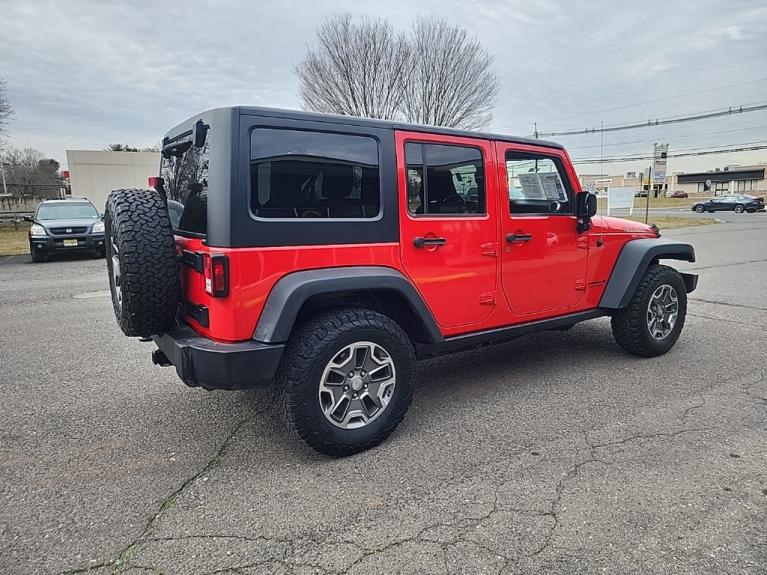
105;107;697;455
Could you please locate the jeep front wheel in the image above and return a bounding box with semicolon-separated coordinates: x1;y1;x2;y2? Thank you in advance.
610;264;687;357
276;308;415;456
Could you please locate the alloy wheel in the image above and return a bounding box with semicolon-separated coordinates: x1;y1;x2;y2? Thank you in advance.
646;284;678;340
110;229;122;310
318;341;396;430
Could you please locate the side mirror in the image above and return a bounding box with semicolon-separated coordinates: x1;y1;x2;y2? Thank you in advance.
23;215;33;222
576;191;597;218
575;191;597;233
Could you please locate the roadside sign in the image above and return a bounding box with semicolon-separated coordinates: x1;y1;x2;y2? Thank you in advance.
653;143;668;184
607;186;635;216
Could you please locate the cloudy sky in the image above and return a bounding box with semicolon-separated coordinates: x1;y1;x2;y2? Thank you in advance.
2;0;766;175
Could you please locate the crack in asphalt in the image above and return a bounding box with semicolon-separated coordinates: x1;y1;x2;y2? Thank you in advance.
691;297;767;312
687;312;766;329
54;419;250;575
686;257;767;272
95;424;720;575
53;410;745;575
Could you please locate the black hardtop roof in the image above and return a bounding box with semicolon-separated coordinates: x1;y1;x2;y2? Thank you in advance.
174;106;564;150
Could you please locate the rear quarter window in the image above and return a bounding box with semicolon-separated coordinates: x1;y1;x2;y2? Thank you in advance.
249;128;381;219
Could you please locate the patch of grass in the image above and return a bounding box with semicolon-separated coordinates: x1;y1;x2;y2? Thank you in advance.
623;216;718;230
0;223;31;256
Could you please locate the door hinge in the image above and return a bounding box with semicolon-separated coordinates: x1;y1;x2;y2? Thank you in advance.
576;237;589;249
480;291;496;305
575;279;587;291
181;250;204;273
480;242;498;257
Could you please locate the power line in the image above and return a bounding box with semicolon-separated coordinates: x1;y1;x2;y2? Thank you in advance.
535;102;767;138
566;124;767;151
571;143;767;165
541;77;767;124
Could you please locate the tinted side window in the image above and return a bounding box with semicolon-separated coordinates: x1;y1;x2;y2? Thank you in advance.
405;143;485;216
506;152;572;215
250;129;380;219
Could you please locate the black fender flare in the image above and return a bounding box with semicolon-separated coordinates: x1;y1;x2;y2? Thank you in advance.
253;266;443;344
600;238;697;309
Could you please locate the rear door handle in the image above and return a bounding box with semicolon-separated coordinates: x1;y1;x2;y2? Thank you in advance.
413;236;447;248
506;233;533;243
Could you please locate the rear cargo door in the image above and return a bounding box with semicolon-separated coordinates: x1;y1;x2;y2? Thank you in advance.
160;131;211;330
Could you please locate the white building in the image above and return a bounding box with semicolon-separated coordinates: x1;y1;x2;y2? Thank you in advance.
65;150;160;211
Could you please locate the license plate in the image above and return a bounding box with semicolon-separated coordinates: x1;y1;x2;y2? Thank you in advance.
63;239;78;247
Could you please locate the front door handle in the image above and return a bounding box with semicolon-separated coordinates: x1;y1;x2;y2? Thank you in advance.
506;233;533;243
413;236;447;248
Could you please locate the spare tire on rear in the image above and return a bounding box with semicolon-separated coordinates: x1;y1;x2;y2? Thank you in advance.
105;188;178;337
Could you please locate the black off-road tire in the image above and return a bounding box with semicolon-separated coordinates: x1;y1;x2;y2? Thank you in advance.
610;264;687;358
276;307;415;456
105;189;178;337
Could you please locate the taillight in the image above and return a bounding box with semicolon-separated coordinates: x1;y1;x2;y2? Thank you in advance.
203;253;229;297
148;176;162;189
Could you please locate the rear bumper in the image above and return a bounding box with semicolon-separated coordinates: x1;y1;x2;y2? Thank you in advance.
152;324;284;390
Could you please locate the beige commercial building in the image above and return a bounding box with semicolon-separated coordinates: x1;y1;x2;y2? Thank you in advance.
580;164;767;197
65;150;161;211
668;165;766;197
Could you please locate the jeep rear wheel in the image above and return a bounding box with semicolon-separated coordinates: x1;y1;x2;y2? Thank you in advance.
276;308;415;456
610;264;687;357
105;189;178;337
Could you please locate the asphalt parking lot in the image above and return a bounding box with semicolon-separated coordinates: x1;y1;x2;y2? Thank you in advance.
1;216;766;575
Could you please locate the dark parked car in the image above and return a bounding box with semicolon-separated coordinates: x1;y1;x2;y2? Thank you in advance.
26;198;106;262
668;190;688;198
692;195;765;214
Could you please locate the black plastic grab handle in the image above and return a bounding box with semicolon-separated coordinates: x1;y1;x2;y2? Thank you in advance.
506;233;533;243
413;236;447;248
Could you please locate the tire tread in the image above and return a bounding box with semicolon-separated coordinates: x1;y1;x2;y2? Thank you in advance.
275;307;415;456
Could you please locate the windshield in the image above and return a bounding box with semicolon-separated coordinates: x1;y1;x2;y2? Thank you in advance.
37;202;99;220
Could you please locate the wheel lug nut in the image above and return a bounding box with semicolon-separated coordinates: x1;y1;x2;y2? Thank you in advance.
343;385;349;391
360;371;366;377
363;383;368;389
348;372;354;378
352;393;358;399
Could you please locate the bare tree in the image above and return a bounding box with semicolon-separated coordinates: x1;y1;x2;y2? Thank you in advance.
161;144;208;202
402;18;498;130
1;147;61;198
0;77;13;141
295;14;411;120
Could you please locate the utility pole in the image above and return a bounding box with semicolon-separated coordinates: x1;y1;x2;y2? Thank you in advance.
645;165;652;224
533;122;539;139
0;158;7;196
